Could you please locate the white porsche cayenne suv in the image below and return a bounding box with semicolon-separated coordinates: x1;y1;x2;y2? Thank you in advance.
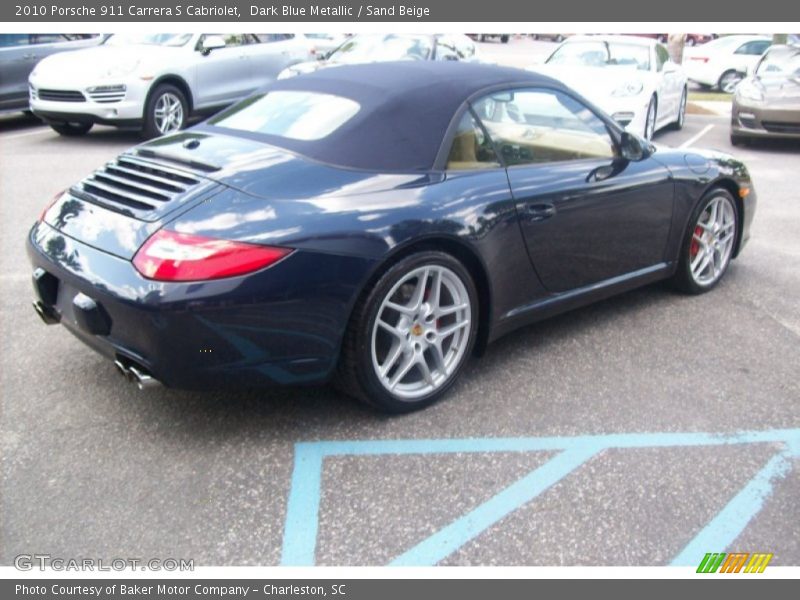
28;33;313;138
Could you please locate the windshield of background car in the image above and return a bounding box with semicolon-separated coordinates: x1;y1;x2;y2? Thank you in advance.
207;91;360;140
547;41;651;71
106;34;192;47
756;51;800;78
328;34;434;63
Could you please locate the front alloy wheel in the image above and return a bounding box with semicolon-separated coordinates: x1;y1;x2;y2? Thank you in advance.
337;251;478;412
644;97;657;140
674;188;738;293
671;88;687;130
143;84;188;138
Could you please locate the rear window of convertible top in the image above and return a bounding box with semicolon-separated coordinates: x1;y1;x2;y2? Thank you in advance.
208;91;361;141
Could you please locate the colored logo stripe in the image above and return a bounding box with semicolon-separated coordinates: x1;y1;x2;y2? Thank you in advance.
744;553;773;573
697;552;772;573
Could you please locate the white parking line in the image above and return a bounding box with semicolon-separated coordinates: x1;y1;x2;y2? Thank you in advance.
0;127;51;141
679;124;715;149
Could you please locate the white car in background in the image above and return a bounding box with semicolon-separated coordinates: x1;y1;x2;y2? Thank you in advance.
29;33;313;138
684;35;772;92
277;33;479;79
530;35;688;140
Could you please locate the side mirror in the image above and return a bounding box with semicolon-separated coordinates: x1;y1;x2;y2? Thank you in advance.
201;35;226;56
663;61;679;73
620;131;651;161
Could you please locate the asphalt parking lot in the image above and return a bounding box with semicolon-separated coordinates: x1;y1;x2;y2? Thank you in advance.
1;84;799;566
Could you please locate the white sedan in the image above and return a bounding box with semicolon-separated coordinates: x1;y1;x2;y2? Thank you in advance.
29;33;313;138
530;35;688;140
683;35;772;92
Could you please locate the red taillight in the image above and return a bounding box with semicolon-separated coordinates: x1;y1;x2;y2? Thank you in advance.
39;190;65;222
133;230;291;282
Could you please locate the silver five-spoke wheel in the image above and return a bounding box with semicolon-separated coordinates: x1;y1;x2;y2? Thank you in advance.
153;92;185;135
689;195;736;287
371;265;472;401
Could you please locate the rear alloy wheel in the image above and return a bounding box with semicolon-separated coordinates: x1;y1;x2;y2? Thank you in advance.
673;188;738;294
644;96;657;140
143;84;187;138
337;251;478;413
718;70;743;94
50;122;93;136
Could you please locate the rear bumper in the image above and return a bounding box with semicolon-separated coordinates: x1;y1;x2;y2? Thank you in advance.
27;221;376;389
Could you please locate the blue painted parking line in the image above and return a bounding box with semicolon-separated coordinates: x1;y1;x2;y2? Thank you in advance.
280;428;800;566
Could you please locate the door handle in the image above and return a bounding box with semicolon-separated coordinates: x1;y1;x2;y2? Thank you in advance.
525;203;556;222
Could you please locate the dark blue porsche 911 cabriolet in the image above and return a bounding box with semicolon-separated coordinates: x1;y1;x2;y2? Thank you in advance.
28;61;756;412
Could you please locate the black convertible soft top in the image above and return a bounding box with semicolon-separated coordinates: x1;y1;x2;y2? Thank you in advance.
207;61;565;172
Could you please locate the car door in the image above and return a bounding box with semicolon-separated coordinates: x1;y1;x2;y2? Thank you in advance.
0;34;34;111
471;87;674;293
193;34;252;109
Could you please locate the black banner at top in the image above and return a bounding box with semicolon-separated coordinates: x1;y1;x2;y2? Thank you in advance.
3;0;799;22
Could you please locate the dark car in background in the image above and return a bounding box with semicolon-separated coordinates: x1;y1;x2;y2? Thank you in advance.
0;34;103;115
28;62;756;413
732;44;800;144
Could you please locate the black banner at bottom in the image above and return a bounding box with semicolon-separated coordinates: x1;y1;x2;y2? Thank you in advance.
3;579;798;600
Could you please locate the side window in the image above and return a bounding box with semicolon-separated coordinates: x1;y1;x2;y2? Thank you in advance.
435;37;460;61
0;34;30;47
446;111;500;170
254;34;294;43
655;44;670;71
471;88;617;167
29;34;69;45
454;36;476;60
736;41;770;56
198;34;247;49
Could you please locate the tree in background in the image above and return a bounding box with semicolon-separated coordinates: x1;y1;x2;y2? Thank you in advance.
667;33;687;64
772;34;788;45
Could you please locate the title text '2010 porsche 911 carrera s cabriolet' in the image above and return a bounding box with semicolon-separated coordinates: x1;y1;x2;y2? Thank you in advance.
28;62;756;412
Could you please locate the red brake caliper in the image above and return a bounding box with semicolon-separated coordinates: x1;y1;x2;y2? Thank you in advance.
690;225;703;257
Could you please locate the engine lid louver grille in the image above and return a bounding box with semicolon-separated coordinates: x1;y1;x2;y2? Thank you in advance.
72;154;209;220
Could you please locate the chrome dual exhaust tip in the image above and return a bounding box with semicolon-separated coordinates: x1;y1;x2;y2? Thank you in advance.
114;359;161;390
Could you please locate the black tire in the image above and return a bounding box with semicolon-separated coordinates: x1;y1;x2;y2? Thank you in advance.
50;122;93;136
718;69;743;94
142;83;188;139
335;251;479;413
500;35;510;44
730;133;749;147
644;96;657;140
556;35;565;43
669;87;687;131
672;187;739;295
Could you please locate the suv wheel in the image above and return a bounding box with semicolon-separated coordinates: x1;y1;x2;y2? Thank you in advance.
143;84;187;138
